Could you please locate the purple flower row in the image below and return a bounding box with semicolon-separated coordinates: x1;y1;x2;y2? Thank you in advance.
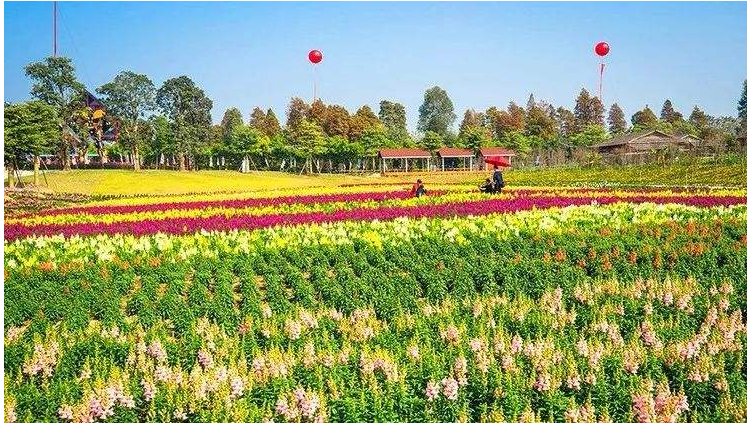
4;195;745;241
10;190;424;218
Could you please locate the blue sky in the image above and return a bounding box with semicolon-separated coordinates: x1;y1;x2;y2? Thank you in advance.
4;1;747;131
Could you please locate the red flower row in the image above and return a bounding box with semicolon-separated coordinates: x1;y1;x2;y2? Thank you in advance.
4;195;744;241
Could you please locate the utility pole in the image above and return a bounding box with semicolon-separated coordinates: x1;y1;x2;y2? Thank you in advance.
52;1;57;57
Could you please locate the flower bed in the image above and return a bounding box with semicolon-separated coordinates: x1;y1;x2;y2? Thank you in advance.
3;185;747;423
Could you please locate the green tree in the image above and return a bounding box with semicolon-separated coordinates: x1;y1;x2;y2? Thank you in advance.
524;105;557;144
420;131;443;152
417;86;456;136
229;124;272;169
97;71;156;170
607;104;628;135
219;107;245;160
24;56;86;170
460;126;490;153
484;106;500;140
499;131;531;156
659;100;683;124
378;100;409;145
291;119;325;173
358;125;393;169
573;88;594;130
324;135;364;172
556;107;577;138
156;76;213;171
738;80;747;139
570;124;609;146
4;102;60;186
688;106;710;131
148;115;175;166
631;106;658;128
526;93;536;111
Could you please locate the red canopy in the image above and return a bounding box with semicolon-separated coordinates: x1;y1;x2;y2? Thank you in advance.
483;156;511;167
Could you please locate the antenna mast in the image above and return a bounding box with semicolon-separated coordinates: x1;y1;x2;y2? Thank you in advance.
53;1;57;57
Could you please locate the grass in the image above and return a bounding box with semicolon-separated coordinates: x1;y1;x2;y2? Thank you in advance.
503;161;748;188
12;159;746;196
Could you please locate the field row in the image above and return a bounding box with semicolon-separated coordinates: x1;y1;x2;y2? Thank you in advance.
4;187;745;240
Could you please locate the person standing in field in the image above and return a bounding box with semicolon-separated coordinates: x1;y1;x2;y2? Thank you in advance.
492;166;505;193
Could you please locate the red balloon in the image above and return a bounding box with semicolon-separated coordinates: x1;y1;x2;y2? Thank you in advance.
308;50;323;64
594;42;610;57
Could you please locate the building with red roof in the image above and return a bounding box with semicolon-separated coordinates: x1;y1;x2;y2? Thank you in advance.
378;148;432;172
436;147;474;171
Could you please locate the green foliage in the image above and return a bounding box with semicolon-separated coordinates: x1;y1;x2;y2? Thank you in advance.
379;101;409;145
4;101;60;167
97;71;156;169
737;80;747;121
417;86;456;136
229;124;270;159
357;125;393;156
574;88;603;129
24;56;84;115
420;131;443;152
569;124;609;147
155;76;213;169
459;126;490;152
498;130;531;155
660;99;683;123
607;104;627;135
291;119;326;169
631;106;658;128
524;106;557;143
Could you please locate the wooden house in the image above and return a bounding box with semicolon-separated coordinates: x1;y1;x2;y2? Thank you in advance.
590;130;700;156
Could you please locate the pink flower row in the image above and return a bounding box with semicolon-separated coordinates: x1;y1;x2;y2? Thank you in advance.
4;194;744;241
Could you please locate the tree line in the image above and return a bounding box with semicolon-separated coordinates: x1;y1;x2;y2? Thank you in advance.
5;56;748;178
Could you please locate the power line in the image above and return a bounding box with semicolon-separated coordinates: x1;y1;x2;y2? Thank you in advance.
57;3;94;88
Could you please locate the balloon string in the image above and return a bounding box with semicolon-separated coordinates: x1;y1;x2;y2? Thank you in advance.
598;62;605;103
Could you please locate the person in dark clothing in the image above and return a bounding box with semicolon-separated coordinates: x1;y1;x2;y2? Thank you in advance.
410;179;427;197
479;178;494;194
492;166;505;193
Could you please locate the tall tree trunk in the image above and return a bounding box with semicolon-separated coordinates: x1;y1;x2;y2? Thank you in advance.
63;147;72;171
97;145;108;164
7;165;15;188
178;152;186;171
33;155;40;186
133;146;141;172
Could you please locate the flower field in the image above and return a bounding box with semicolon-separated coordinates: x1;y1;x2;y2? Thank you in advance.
3;182;747;423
